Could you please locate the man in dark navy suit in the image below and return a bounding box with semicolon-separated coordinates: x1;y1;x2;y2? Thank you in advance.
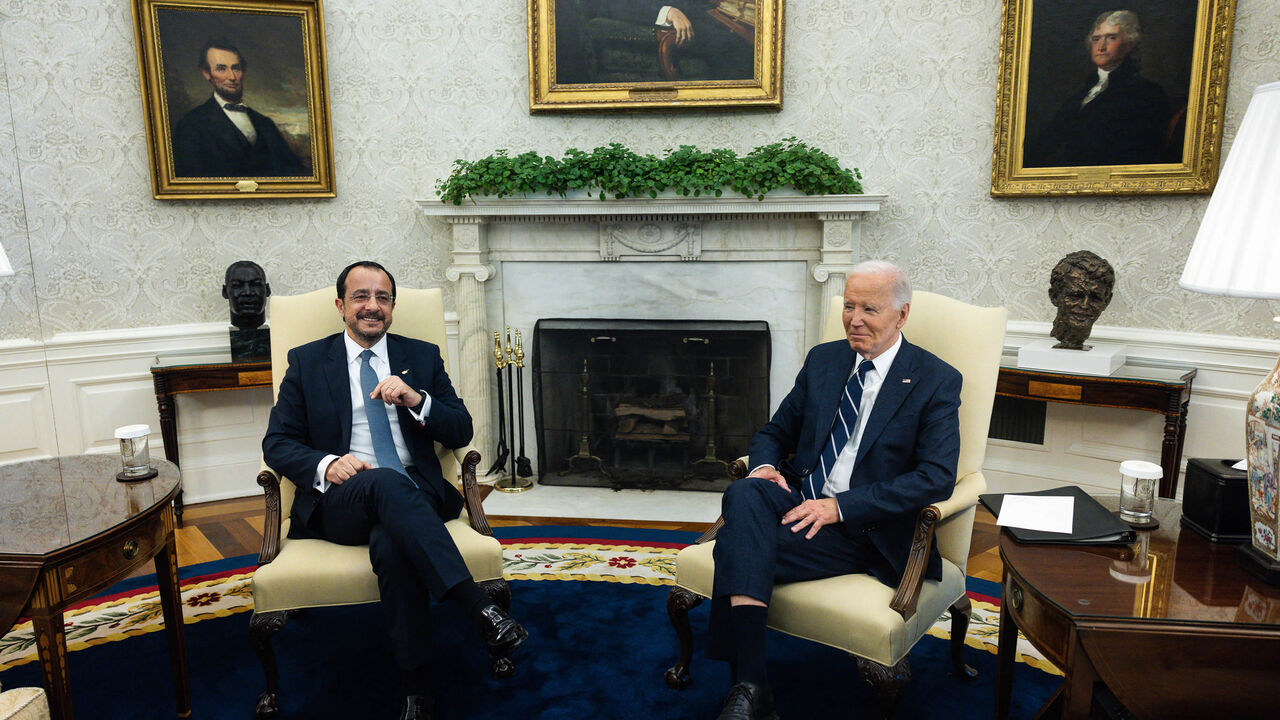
263;261;526;720
708;261;962;719
171;38;308;177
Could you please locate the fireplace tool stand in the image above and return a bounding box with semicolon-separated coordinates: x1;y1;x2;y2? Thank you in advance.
689;361;731;480
495;327;533;492
561;358;608;477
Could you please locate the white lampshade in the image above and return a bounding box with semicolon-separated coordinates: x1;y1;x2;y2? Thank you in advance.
1179;81;1280;299
0;243;13;277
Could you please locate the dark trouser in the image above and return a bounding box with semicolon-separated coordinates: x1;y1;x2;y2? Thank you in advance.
707;476;885;660
312;466;470;670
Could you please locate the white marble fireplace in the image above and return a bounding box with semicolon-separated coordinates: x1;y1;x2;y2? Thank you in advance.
419;193;882;477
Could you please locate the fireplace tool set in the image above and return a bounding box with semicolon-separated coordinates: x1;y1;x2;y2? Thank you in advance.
492;328;533;492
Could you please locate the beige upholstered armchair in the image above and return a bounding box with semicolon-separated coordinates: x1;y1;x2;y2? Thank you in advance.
664;291;1007;717
249;287;509;720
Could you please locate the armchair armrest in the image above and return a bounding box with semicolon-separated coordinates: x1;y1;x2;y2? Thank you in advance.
689;456;752;544
888;471;984;621
257;465;283;566
451;446;492;537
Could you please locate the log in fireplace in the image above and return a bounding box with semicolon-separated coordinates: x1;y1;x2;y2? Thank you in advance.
532;319;770;491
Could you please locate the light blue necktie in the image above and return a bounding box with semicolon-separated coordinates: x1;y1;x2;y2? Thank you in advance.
805;361;872;500
359;349;407;476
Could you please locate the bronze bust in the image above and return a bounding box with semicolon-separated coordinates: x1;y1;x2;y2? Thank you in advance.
1048;250;1115;350
222;260;271;330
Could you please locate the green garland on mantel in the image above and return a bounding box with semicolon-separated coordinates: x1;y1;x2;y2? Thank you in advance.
434;137;863;205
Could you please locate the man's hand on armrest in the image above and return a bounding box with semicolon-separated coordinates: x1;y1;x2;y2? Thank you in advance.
325;454;371;485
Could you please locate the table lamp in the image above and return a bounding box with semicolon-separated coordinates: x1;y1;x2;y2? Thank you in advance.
1179;81;1280;584
0;243;13;277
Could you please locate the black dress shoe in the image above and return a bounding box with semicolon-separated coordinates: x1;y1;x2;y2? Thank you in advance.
716;681;778;720
399;694;432;720
475;603;528;657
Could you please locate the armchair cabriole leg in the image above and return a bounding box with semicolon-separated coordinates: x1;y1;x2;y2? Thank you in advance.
857;656;910;720
480;578;517;678
949;596;978;679
249;610;289;720
664;586;702;689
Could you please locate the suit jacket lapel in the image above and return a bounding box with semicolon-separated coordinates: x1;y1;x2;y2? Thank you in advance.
324;334;353;451
812;344;857;458
854;338;918;468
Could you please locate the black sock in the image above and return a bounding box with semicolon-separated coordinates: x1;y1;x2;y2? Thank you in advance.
445;579;491;619
404;663;431;696
730;604;769;687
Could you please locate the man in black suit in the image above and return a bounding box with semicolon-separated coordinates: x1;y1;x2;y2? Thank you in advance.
262;261;526;720
171;38;308;178
708;261;962;719
1024;10;1172;168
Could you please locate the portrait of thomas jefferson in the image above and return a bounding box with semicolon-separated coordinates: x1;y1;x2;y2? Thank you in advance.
157;9;314;178
1022;4;1197;169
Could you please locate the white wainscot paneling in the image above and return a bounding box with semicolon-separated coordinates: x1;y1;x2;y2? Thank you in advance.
0;345;57;462
172;387;273;503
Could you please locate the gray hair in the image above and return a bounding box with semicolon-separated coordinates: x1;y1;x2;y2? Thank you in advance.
1088;10;1141;47
848;260;912;309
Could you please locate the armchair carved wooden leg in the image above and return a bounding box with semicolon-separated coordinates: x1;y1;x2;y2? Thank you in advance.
249;610;290;720
856;656;911;720
663;586;703;689
949;596;978;679
480;578;517;679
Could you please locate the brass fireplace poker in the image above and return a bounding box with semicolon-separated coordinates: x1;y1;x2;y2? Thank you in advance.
495;327;533;492
485;331;510;477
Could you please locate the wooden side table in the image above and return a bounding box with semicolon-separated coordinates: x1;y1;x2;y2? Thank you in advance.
997;358;1196;498
0;456;189;720
151;351;271;523
994;497;1280;719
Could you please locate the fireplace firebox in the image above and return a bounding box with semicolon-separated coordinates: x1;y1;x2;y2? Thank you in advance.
532;319;770;491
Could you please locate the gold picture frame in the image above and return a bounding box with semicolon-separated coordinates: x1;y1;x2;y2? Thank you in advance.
528;0;783;112
131;0;335;199
990;0;1236;197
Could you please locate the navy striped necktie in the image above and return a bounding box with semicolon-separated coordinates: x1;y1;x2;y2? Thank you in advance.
359;349;407;476
805;361;872;500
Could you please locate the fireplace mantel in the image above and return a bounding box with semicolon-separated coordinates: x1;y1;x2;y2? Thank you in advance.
417;193;883;475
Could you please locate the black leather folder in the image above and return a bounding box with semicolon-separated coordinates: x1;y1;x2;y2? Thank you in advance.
979;485;1137;545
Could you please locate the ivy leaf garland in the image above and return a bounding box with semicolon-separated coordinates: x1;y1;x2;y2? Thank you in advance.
435;138;862;205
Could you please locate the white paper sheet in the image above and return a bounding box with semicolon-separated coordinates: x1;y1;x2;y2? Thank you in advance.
997;495;1075;534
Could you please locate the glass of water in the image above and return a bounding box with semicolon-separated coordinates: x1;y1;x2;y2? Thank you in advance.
1119;460;1162;525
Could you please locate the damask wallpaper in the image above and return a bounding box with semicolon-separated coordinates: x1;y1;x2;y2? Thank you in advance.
1;0;1278;342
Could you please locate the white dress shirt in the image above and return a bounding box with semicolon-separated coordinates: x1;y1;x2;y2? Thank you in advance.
313;333;432;492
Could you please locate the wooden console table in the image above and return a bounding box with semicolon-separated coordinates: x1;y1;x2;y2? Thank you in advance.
151;351;271;523
995;498;1280;719
997;357;1196;498
0;456;190;720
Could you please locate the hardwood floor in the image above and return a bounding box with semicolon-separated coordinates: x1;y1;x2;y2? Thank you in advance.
169;487;1005;582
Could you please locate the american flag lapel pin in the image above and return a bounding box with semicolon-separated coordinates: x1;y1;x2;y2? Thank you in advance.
902;378;911;383
401;370;409;375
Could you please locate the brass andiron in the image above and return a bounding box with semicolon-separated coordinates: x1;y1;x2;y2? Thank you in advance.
485;331;510;477
561;358;607;477
690;361;730;479
513;329;534;479
495;327;533;492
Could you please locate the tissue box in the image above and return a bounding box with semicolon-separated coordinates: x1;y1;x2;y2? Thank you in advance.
1180;458;1250;543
